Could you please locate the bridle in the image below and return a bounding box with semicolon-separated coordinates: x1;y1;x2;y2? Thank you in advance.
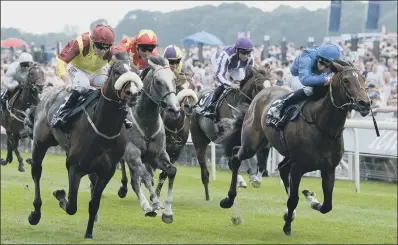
141;66;177;109
100;61;131;106
329;67;367;111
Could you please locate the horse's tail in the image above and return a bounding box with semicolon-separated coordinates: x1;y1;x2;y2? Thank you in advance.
215;103;249;154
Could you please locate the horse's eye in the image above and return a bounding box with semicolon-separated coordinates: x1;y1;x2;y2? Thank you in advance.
344;78;350;83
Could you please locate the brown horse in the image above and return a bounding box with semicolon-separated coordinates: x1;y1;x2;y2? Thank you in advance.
217;60;371;236
190;67;271;200
0;63;45;172
26;53;143;239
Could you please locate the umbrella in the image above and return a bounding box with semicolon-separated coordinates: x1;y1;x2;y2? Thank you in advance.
1;38;29;48
182;31;224;46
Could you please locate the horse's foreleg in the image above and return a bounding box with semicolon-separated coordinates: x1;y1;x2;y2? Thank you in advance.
117;159;128;198
220;156;241;209
302;166;335;214
88;174;100;223
28;141;49;226
251;147;271;188
283;164;303;236
11;135;24;172
5;132;13;164
155;152;176;224
141;164;162;211
155;170;167;197
196;146;210;201
53;163;82;216
128;164;157;217
84;173;114;239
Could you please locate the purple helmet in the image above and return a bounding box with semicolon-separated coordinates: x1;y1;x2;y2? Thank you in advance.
235;37;253;50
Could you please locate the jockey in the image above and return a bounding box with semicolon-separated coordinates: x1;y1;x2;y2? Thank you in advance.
202;37;254;119
52;24;117;128
163;45;189;90
115;29;159;75
279;42;341;120
1;52;34;110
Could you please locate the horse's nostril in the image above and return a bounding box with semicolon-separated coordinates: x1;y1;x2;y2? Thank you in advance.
125;90;132;96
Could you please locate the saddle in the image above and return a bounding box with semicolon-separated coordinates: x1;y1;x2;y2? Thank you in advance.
196;88;232;120
50;89;101;128
266;92;307;130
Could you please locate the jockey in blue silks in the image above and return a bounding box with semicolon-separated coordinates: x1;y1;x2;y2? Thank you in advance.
280;42;341;118
202;37;254;119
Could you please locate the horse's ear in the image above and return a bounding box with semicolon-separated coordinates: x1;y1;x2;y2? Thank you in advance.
331;61;344;73
148;59;160;71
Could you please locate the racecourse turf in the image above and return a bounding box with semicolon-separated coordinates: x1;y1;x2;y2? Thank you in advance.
1;151;397;244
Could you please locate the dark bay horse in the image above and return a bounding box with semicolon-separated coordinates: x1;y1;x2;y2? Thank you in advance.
217;60;371;236
0;63;45;172
190;67;271;200
26;53;143;239
155;88;198;196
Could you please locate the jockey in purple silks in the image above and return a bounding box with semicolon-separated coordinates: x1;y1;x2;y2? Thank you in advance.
202;37;255;119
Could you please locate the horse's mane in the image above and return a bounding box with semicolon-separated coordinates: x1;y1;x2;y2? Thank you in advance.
330;59;354;73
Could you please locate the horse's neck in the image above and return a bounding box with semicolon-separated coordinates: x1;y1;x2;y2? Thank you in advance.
92;97;125;136
14;88;37;110
315;92;348;138
136;90;160;120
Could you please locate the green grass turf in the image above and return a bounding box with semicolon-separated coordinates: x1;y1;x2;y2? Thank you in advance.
1;150;397;244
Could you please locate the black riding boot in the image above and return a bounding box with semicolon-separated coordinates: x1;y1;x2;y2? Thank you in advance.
279;88;308;118
52;90;81;128
1;90;10;110
203;85;225;119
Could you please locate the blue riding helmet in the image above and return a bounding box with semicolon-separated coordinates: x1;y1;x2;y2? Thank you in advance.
316;42;341;62
235;37;253;50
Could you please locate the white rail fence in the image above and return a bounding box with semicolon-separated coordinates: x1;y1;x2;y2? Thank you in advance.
1;120;396;193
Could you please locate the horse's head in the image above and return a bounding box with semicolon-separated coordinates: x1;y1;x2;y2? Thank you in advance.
329;59;371;117
107;52;143;107
143;55;180;119
241;66;272;99
176;88;198;117
24;63;45;92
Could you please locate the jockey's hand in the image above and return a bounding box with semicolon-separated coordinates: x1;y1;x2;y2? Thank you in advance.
231;83;240;89
65;83;72;92
324;74;334;86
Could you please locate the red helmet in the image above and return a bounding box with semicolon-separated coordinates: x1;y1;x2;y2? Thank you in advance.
135;29;158;46
91;24;115;45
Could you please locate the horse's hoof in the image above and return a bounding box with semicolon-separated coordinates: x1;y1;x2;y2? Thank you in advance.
220;198;233;209
28;211;41;225
283;223;291;236
117;188;127;198
26;158;33;165
18;165;25;172
161;213;173;224
144;210;157;217
238;181;247;189
152;201;164;210
53;189;66;200
84;233;93;239
251;181;261;188
0;159;7;166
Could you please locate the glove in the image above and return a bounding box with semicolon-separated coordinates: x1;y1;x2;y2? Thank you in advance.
231;83;240;89
324;74;334;86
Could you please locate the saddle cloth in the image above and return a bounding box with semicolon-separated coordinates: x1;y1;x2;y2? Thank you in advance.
197;88;231;110
266;92;304;130
50;89;101;128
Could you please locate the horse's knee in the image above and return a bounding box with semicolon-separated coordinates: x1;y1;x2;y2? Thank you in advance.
320;205;332;214
166;164;176;177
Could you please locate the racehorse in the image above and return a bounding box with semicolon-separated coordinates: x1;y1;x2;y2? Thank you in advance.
0;63;45;172
115;56;181;222
155;88;198;196
190;67;271;200
26;53;143;239
217;60;371;236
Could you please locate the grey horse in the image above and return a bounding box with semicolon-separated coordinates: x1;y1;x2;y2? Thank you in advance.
117;56;180;223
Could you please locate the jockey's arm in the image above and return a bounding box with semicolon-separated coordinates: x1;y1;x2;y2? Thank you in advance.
56;39;80;87
298;55;328;87
4;62;20;90
214;53;232;87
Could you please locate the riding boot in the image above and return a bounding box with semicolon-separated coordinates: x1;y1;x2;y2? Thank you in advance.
279;88;308;118
203;85;225;119
1;90;10;110
52;90;81;128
